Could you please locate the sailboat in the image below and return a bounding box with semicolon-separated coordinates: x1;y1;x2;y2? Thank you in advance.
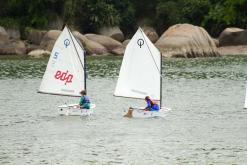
39;26;96;116
114;27;171;118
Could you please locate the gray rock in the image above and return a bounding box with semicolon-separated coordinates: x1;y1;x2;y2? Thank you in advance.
219;27;247;46
0;39;26;55
26;44;41;53
28;49;51;58
217;46;247;55
85;34;124;55
212;38;219;47
25;28;47;45
98;26;124;42
122;39;130;47
142;26;159;43
6;28;20;40
111;47;125;55
12;40;26;54
40;30;61;51
73;31;108;55
155;24;219;58
0;26;9;44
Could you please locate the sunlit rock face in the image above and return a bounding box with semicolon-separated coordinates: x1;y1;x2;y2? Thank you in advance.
40;30;61;51
73;31;108;55
98;26;124;42
156;24;219;58
85;34;124;55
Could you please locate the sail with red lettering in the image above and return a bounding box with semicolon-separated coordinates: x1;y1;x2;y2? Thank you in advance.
39;26;85;97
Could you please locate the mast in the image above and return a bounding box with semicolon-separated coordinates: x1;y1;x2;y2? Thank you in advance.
66;26;84;70
84;50;87;91
160;52;162;107
66;26;86;91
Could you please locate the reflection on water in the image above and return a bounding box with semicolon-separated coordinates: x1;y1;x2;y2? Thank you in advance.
0;55;247;164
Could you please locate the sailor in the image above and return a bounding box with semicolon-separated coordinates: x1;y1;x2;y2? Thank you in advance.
144;96;160;111
123;96;160;118
79;90;90;109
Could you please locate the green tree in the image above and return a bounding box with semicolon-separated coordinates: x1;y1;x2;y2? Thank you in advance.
203;0;247;36
0;0;64;28
155;0;210;34
71;0;120;32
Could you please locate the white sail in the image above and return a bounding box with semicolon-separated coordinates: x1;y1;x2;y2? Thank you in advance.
245;83;247;108
39;26;85;97
114;27;161;100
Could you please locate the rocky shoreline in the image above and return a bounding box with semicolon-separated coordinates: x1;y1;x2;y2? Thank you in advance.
0;24;247;58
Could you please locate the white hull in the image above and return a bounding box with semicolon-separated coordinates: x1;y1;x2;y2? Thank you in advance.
125;107;171;118
58;103;96;116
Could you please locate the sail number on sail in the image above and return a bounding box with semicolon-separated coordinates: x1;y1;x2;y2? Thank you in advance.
54;70;73;85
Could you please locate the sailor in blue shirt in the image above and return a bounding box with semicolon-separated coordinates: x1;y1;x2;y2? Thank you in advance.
144;96;160;111
79;90;90;109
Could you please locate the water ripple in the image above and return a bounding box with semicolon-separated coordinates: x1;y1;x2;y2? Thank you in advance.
1;55;247;80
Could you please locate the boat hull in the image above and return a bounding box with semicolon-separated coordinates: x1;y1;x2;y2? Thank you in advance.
58;103;96;116
124;107;171;118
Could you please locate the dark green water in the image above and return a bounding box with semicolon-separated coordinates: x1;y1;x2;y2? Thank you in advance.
0;55;247;164
1;55;247;80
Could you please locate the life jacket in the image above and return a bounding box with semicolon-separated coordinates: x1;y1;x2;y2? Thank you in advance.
148;99;158;106
83;96;90;103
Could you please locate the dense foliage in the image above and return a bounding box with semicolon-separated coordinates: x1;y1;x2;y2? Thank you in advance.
0;0;246;37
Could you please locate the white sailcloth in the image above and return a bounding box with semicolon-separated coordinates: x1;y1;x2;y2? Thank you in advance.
39;26;85;97
114;27;161;100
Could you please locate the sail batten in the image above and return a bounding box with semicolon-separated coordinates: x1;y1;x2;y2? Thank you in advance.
39;26;85;96
114;27;161;100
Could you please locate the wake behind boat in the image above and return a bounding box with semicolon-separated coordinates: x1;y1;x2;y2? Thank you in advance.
38;26;95;116
114;27;171;118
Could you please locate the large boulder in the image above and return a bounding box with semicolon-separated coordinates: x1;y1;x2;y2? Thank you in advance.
0;26;9;44
0;26;26;55
217;46;247;56
25;28;47;45
11;40;26;54
98;26;124;42
142;26;159;43
28;49;51;58
6;28;20;40
122;39;130;47
155;24;219;58
219;28;247;46
73;31;108;55
111;47;125;55
212;38;219;47
40;30;61;51
0;39;26;55
26;43;41;54
85;34;124;55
